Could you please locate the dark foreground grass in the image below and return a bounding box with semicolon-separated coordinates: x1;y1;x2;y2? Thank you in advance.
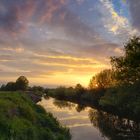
0;92;71;140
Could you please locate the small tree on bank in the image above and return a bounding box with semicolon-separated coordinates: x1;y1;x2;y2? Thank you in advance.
16;76;29;91
0;76;29;91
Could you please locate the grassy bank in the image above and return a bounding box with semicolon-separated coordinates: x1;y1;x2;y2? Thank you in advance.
0;91;71;140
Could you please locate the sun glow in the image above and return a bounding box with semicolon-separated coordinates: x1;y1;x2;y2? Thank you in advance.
29;73;94;87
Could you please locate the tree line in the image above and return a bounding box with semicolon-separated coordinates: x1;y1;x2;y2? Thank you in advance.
0;76;29;91
48;36;140;121
0;76;48;95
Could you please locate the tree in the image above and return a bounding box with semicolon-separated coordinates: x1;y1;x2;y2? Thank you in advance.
30;86;44;92
0;84;6;91
89;69;115;89
111;36;140;85
75;84;85;98
89;76;97;89
15;76;29;91
55;86;66;99
5;82;16;91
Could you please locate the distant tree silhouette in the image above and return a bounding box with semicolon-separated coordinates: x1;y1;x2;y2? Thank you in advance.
5;82;16;91
0;84;6;91
15;76;29;91
75;84;85;98
0;76;29;91
0;82;16;91
30;86;44;92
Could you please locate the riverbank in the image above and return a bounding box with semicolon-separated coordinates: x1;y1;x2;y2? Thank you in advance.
40;97;140;140
0;91;71;140
47;85;140;122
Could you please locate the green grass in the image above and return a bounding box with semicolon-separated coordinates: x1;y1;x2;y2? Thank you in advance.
0;91;71;140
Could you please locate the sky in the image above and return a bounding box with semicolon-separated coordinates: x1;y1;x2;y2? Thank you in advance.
0;0;139;87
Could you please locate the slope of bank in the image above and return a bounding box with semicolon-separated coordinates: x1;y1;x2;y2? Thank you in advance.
0;91;71;140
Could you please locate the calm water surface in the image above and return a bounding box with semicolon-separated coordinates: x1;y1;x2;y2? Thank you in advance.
39;97;140;140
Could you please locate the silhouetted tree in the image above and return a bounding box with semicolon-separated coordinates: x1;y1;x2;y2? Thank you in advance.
55;86;66;99
0;84;6;91
75;84;85;98
15;76;29;91
89;69;115;89
111;36;140;85
30;86;44;92
5;82;16;91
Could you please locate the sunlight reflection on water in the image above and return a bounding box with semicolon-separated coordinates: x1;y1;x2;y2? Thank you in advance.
39;98;107;140
39;97;140;140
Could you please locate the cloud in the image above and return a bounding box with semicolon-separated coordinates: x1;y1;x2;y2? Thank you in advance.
0;0;66;35
100;0;127;33
99;0;137;40
38;0;66;24
0;0;134;86
0;46;24;53
0;38;111;86
76;0;87;5
127;0;140;32
0;55;14;62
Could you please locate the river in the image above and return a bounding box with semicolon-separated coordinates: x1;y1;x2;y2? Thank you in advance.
39;97;140;140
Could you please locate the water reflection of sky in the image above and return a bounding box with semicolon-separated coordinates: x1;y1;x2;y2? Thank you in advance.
39;98;107;140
